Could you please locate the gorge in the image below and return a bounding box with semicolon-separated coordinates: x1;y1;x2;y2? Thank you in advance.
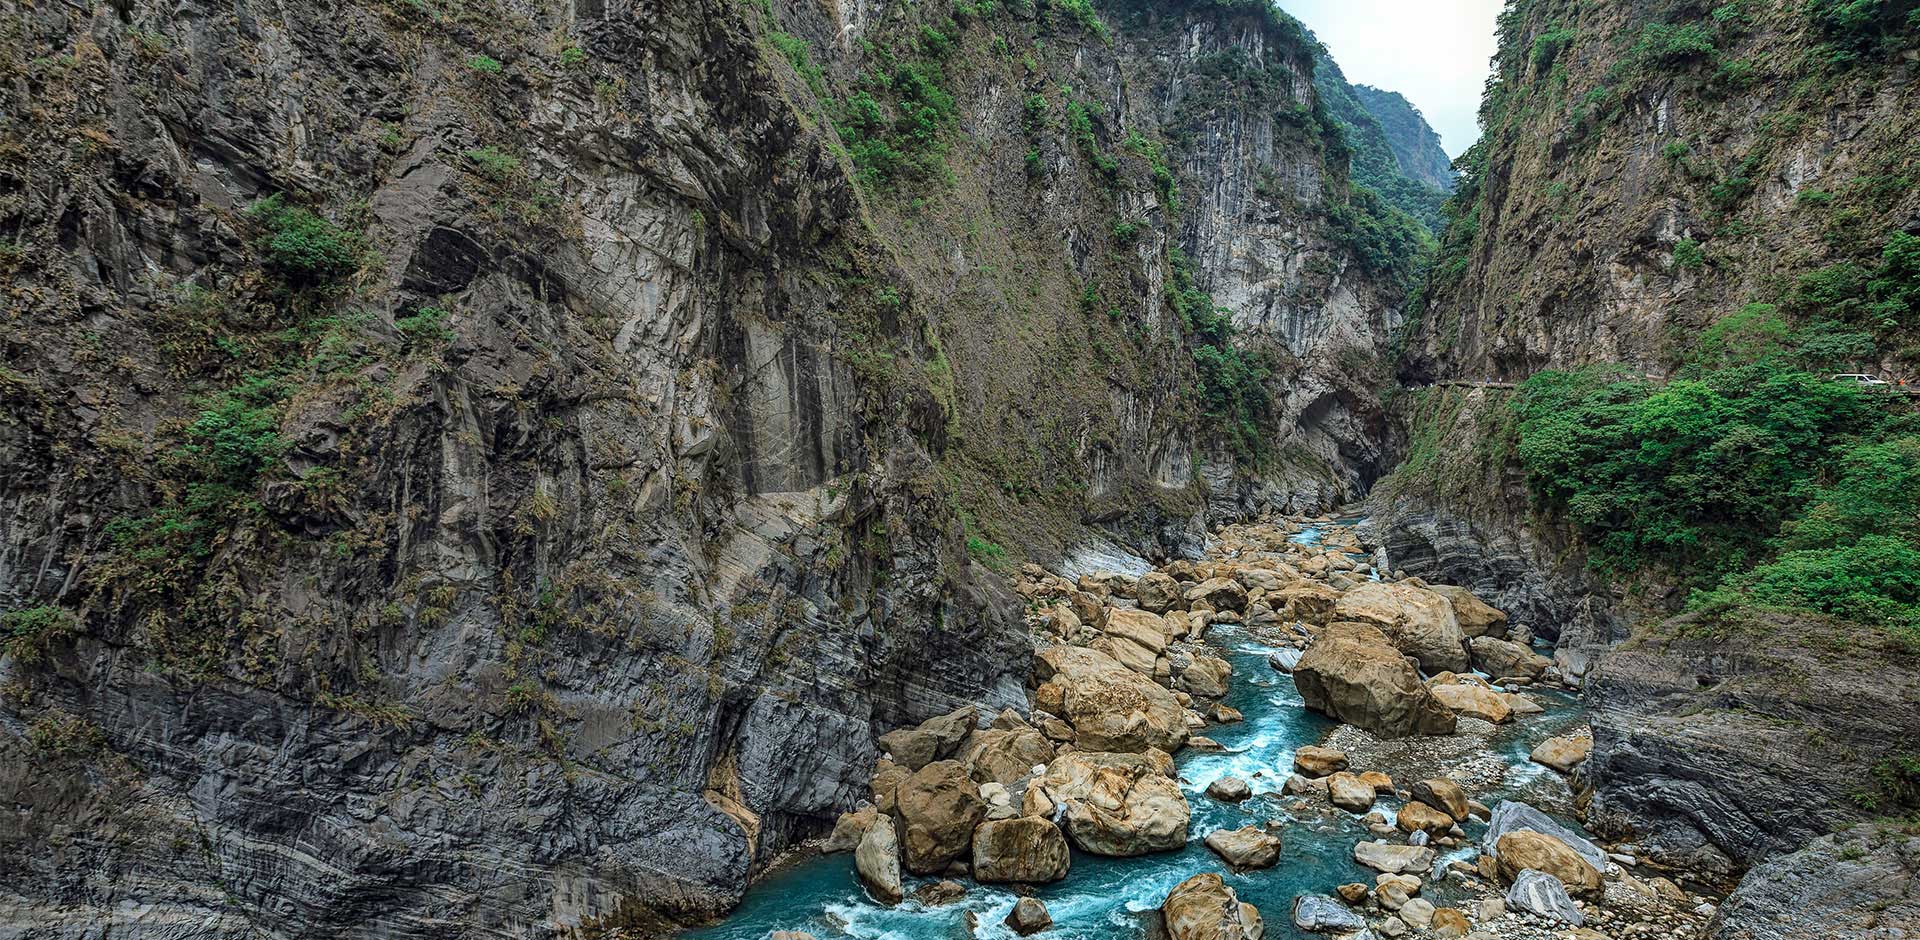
2;0;1918;938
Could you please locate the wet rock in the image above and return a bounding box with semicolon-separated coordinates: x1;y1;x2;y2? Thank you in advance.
1483;801;1607;873
1336;882;1370;904
895;760;987;874
1327;772;1377;812
1494;831;1602;895
910;880;967;906
822;806;878;853
1409;778;1471;821
1360;770;1395;793
1293;745;1349;777
855;815;904;905
1284;773;1329;797
1292;893;1366;933
1354;840;1436;874
878;706;979;771
1004;897;1053;936
1333;581;1470;673
1164;873;1264;940
1211;703;1243;723
1506;868;1585;925
1034;645;1188;753
1204;826;1282;870
1428;681;1511;724
1294;622;1457;738
1207;776;1252;802
1375;873;1421;909
971;817;1070;883
1469;635;1550;680
1530;734;1592;773
1042;750;1189;856
1396;800;1455;836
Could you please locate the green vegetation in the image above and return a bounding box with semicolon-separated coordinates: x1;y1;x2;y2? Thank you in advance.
182;373;292;485
2;605;78;664
1793;232;1920;331
835;57;957;188
769;30;827;96
1630;21;1719;66
1049;0;1108;39
1531;24;1577;70
1673;237;1706;270
1806;0;1920;64
246;196;361;284
1168;249;1271;459
466;54;502;73
1331;185;1436;294
396;306;455;352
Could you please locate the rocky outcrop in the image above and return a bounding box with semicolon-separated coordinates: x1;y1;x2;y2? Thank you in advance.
1033;646;1188;754
1293;622;1457;738
970;817;1070;885
1163;873;1264;940
855;815;905;905
1332;581;1469;674
1711;829;1920;940
1205;827;1282;871
1042;750;1189;857
895;761;987;875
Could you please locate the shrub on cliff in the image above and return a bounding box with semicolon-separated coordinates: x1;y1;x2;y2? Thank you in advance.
246;196;362;285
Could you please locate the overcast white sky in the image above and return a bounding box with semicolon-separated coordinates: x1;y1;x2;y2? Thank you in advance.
1280;0;1506;157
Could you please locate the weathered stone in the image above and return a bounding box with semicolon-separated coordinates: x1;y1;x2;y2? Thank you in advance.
1181;654;1233;699
1469;635;1550;680
1294;622;1457;738
1333;581;1470;673
1335;883;1370;904
1272;582;1343;623
1135;571;1183;614
1429;682;1511;723
1042;750;1189;856
1205;826;1282;870
1482;801;1608;873
1033;645;1188;753
1206;776;1252;803
1092;635;1159;675
910;880;966;906
1530;735;1592;773
1396;800;1455;836
1410;778;1471;821
1185;577;1249;612
1494;831;1602;894
962;728;1056;786
1104;607;1170;653
855;814;903;905
1359;770;1395;793
1327;772;1376;812
1164;873;1264;940
822;805;877;853
971;816;1070;884
1004;897;1053;936
1292;745;1349;777
1506;868;1585;925
1292;893;1365;933
895;760;986;874
1427;584;1508;638
1353;840;1436;874
877;705;978;771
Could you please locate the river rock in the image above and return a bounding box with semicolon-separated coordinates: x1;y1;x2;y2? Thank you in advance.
1469;635;1550;680
1327;772;1376;812
1375;873;1420;909
971;816;1070;883
1164;873;1264;940
1042;750;1189;856
910;880;966;906
1294;622;1457;738
1293;745;1348;777
895;760;986;874
855;814;903;904
1004;897;1053;936
1506;868;1585;925
1135;571;1182;613
1400;897;1435;928
1530;734;1592;772
961;728;1057;786
1494;831;1602;894
1483;801;1608;872
1292;893;1366;933
1396;800;1455;836
1205;826;1282;870
1430;907;1469;938
1181;654;1233;698
1428;681;1511;723
1105;607;1170;653
1185;577;1249;612
822;806;877;853
1207;776;1252;802
1354;840;1435;874
1427;584;1508;638
1272;581;1343;623
1410;778;1470;821
877;705;978;771
1336;882;1369;904
1034;645;1189;753
1333;581;1470;674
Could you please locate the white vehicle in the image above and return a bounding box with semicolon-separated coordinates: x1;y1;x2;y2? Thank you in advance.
1831;373;1891;387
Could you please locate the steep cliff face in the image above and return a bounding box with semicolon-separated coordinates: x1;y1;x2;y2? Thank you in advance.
1373;0;1920;891
1349;84;1456;193
1312;46;1451;234
0;0;1417;935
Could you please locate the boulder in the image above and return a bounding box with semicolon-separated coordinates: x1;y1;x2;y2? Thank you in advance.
1292;745;1348;777
1482;801;1608;873
1375;873;1420;909
895;760;986;874
1430;907;1469;939
1529;735;1592;773
1333;581;1470;674
876;705;978;771
1033;645;1188;753
1396;800;1455;836
854;814;903;904
1272;582;1343;623
1164;873;1264;940
1181;654;1233;699
1283;773;1328;796
1004;897;1053;936
1134;571;1183;613
1359;770;1395;793
1092;635;1159;675
1353;840;1435;875
1399;898;1435;928
1427;584;1508;638
1469;635;1550;680
962;728;1056;786
1494;831;1603;894
910;880;966;906
1204;826;1282;870
1327;772;1376;812
1185;577;1249;612
1042;750;1189;856
1409;778;1471;821
1292;894;1366;933
1206;776;1252;803
822;806;878;853
1294;622;1457;738
1104;607;1170;653
1506;868;1585;925
1428;682;1511;723
1335;883;1370;904
971;816;1070;883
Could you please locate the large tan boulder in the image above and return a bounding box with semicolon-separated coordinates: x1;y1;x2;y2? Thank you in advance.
1469;635;1550;680
1427;584;1508;638
1185;577;1249;612
1353;840;1436;874
971;816;1070;883
1327;772;1376;812
1292;745;1348;777
1410;778;1471;821
1034;646;1188;753
1180;654;1233;699
961;728;1056;786
1429;681;1512;723
1135;571;1183;613
894;760;986;874
1396;800;1455;836
1271;582;1342;623
1163;873;1264;940
1042;750;1189;856
1333;582;1470;674
1204;826;1282;870
1091;635;1159;675
823;806;878;852
876;705;978;771
1494;830;1603;895
1104;608;1170;653
870;761;909;814
1293;622;1457;738
855;814;904;904
1530;734;1593;772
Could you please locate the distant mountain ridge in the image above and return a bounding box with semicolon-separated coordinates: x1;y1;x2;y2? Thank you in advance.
1308;42;1451;234
1351;83;1455;191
